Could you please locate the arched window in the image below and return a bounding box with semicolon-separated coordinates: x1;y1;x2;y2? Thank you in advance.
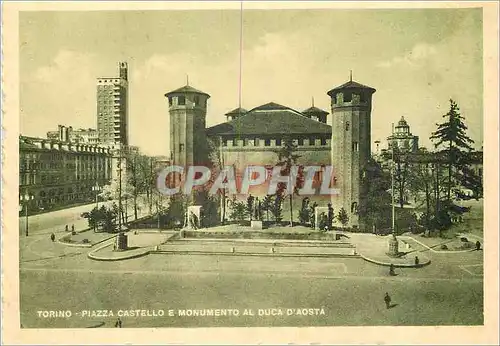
351;202;358;214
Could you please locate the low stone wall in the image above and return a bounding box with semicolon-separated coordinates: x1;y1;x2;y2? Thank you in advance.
183;230;338;241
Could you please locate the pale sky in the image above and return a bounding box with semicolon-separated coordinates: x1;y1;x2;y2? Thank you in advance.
20;8;483;156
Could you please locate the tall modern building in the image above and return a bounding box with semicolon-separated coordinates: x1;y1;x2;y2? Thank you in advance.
96;62;129;146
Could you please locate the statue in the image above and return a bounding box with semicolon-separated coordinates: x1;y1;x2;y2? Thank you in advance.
327;203;334;231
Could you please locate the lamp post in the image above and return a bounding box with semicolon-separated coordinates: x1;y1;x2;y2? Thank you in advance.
92;183;100;231
20;192;34;237
388;124;399;257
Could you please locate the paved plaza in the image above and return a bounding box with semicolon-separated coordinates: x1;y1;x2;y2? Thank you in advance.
19;206;484;328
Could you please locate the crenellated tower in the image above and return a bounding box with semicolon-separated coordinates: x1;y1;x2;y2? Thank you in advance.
328;78;376;228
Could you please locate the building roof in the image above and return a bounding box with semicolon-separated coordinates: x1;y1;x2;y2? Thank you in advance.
327;80;376;96
206;102;331;136
302;106;329;116
225;107;248;116
164;85;210;98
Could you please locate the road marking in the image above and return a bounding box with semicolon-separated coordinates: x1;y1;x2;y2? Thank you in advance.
402;236;475;254
19;267;482;283
458;264;483;277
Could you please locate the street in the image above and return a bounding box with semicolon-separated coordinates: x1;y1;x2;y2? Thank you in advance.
19;219;484;328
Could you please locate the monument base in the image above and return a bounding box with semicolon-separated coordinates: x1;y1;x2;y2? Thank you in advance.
251;220;263;230
387;235;399;257
115;232;128;251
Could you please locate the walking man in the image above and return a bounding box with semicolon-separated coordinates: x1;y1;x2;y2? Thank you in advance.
389;264;396;276
414;256;420;266
50;233;55;242
115;317;122;328
475;241;481;251
384;292;392;309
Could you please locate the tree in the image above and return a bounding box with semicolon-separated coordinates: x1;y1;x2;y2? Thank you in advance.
276;137;301;227
246;195;255;221
337;207;349;229
269;194;284;223
358;159;392;232
298;197;311;225
260;195;273;222
430;99;475;202
228;197;247;224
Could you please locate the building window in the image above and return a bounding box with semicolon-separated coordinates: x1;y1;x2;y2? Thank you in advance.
320;138;327;146
243;138;248;147
276;138;282;146
178;96;186;105
298;138;304;146
353;141;359;151
222;138;228;147
179;144;184;152
264;139;271;146
194;96;200;106
254;138;259;146
233;139;239;147
351;202;358;214
309;137;316;146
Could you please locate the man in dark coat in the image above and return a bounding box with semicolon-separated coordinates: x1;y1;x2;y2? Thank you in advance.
50;233;55;242
384;292;391;309
475;241;481;251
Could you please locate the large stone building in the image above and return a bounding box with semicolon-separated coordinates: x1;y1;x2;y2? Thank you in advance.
166;78;376;228
96;62;129;146
47;125;99;144
19;136;112;213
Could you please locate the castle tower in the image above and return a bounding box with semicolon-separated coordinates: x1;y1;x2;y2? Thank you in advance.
165;84;210;169
327;78;376;228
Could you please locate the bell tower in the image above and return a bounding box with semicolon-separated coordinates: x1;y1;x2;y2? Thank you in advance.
328;77;376;228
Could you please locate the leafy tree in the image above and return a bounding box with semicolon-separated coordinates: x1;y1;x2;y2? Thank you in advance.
298;197;311;225
358;159;392;231
276;137;301;226
246;195;255;221
430;99;475;202
269;194;284;223
337;207;349;229
260;195;273;222
228;197;248;224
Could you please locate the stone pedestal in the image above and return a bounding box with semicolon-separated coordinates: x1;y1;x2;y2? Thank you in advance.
387;235;399;257
186;205;202;230
251;220;263;230
116;232;128;251
314;207;329;231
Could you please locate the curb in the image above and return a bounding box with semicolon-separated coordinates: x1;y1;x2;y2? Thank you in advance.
150;250;360;259
359;253;431;268
58;232;117;248
87;242;151;261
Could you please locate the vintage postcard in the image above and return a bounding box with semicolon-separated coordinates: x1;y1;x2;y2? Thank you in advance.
2;1;499;344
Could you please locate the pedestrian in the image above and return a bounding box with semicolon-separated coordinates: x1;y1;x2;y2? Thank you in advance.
384;292;391;309
414;256;420;266
65;225;69;232
71;224;75;232
50;233;55;242
389;264;395;276
475;241;481;251
115;317;122;328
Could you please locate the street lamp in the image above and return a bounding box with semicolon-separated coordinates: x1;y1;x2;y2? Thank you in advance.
20;192;34;237
92;183;101;209
388;124;399;257
92;183;101;231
